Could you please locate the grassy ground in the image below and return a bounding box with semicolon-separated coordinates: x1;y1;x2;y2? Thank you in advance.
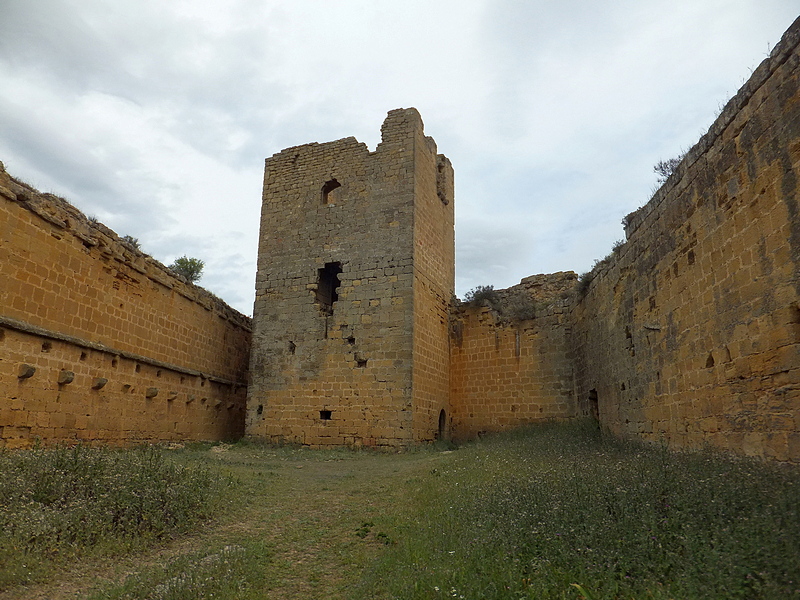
0;422;798;599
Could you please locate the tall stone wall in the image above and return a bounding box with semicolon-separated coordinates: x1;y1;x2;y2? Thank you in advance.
450;273;576;439
571;17;800;461
246;108;453;448
411;121;455;441
0;165;251;447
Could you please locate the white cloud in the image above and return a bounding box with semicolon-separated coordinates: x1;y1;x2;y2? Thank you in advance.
1;0;798;312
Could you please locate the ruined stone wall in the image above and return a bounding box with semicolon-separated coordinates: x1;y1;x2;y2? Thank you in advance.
449;273;576;439
0;165;251;447
571;17;800;461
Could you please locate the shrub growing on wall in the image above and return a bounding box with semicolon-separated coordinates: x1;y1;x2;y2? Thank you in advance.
169;256;205;283
464;285;499;307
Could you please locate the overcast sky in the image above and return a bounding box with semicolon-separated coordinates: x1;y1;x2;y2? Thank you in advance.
1;1;797;315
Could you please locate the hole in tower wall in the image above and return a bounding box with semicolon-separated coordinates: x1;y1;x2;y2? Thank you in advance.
257;404;263;415
706;352;715;368
288;341;296;355
791;302;800;324
436;157;449;205
790;302;800;343
316;262;342;315
321;179;341;205
588;389;599;421
320;410;332;420
41;341;52;353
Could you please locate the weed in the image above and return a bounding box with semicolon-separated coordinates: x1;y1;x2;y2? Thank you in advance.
356;421;800;599
654;156;682;183
121;235;141;250
0;445;217;589
576;271;594;296
355;521;375;539
86;542;271;600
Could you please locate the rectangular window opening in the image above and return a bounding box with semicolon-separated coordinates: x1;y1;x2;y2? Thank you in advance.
320;410;332;420
316;262;342;315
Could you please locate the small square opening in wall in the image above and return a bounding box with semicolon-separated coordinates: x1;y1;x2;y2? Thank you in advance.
320;410;332;420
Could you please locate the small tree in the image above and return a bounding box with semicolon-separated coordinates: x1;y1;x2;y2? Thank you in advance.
169;256;204;282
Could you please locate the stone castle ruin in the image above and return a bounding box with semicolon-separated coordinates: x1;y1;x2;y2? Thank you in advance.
246;109;454;447
1;17;799;460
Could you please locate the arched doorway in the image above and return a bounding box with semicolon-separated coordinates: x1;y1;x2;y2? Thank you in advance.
437;409;447;440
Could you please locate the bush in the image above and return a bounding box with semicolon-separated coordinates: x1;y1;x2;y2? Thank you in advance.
122;235;141;250
169;256;204;282
464;285;499;308
654;153;685;183
576;271;594;296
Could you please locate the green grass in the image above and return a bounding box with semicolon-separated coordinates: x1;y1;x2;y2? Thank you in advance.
1;424;799;599
0;444;218;590
86;542;272;600
356;421;800;599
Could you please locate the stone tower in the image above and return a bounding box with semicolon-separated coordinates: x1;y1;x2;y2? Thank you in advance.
246;108;454;448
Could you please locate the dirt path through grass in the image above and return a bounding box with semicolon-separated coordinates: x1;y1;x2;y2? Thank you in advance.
1;445;448;600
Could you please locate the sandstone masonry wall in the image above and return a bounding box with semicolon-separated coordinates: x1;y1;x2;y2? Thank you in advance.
0;165;251;447
450;273;576;439
571;17;800;461
247;109;453;448
411;124;455;442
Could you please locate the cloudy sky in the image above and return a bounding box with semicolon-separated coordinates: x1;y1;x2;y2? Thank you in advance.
1;1;797;315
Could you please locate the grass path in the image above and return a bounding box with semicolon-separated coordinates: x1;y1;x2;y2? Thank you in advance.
0;444;450;600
